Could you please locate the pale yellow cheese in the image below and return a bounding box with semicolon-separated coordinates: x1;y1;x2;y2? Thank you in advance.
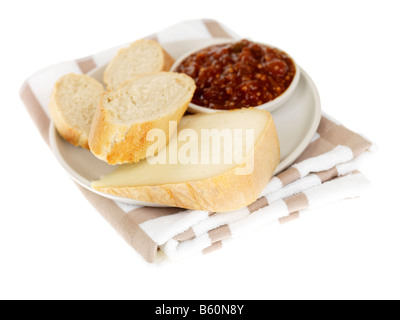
92;109;280;212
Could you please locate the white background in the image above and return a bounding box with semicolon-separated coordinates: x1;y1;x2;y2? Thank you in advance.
1;0;399;300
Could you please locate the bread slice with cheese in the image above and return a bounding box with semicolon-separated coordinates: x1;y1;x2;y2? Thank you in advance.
49;73;104;149
92;109;280;212
103;39;175;91
89;72;196;165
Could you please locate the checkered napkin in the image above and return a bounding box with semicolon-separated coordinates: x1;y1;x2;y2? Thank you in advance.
20;19;373;262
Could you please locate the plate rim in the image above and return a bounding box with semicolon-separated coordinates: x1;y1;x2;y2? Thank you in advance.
49;124;166;206
274;66;321;174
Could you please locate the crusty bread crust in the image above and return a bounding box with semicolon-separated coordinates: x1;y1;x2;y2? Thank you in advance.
49;73;104;150
49;92;84;147
89;73;195;165
103;39;175;91
92;113;280;212
89;97;190;164
161;48;175;72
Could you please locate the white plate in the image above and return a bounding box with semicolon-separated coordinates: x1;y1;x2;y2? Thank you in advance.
49;38;321;206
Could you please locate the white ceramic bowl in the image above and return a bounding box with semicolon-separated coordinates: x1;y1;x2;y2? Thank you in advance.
170;39;300;114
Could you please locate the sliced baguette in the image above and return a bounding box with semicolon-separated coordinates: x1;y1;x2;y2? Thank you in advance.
103;39;174;91
92;109;280;212
49;73;104;149
89;72;196;165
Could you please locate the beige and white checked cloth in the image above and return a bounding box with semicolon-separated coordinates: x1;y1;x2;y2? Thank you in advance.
20;19;373;262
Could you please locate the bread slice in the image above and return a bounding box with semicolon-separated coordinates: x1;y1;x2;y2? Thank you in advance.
92;109;280;212
103;39;174;91
89;72;196;165
49;73;104;149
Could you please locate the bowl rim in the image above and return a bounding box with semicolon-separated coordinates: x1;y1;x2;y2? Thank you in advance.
170;38;300;113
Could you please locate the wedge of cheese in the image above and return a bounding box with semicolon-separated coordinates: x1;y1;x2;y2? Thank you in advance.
92;109;280;212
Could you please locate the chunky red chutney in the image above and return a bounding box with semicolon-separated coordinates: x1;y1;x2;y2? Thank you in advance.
176;39;296;110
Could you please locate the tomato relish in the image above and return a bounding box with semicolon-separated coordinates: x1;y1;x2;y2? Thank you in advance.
176;39;296;110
